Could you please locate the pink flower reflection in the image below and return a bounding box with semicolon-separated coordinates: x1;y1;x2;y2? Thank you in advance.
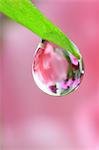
33;41;67;84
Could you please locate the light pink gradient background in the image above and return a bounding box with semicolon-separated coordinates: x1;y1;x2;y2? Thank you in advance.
0;0;99;150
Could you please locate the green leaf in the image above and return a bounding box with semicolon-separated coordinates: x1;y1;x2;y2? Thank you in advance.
0;0;80;59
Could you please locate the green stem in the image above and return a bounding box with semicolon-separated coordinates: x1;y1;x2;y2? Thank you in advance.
0;0;80;59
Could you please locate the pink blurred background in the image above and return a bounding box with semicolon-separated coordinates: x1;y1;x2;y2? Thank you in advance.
0;0;99;150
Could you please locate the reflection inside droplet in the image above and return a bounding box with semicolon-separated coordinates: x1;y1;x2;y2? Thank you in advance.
32;40;84;96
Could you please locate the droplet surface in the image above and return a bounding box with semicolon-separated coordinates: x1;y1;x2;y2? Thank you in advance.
32;40;84;96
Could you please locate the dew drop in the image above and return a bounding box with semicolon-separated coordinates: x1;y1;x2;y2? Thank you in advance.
32;40;84;96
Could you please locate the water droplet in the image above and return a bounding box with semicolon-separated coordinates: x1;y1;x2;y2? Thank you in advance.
32;40;84;96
